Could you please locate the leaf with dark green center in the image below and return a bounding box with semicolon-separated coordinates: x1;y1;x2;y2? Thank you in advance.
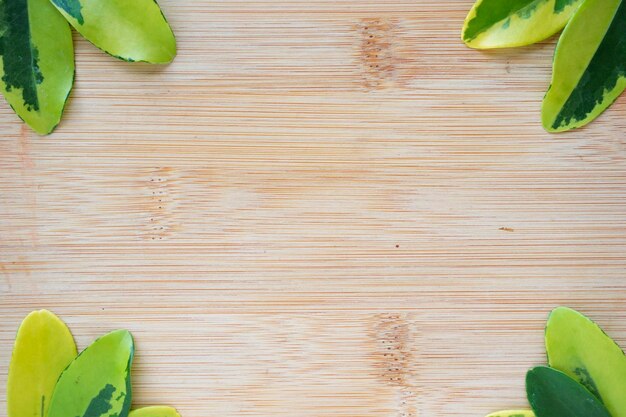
48;0;176;63
542;0;626;131
0;0;74;134
546;307;626;417
129;407;182;417
7;310;77;417
462;0;582;49
526;366;611;417
47;330;135;417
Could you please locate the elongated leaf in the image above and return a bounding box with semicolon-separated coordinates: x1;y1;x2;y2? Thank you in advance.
0;0;74;134
48;330;135;417
526;366;611;417
486;410;535;417
49;0;176;63
542;0;626;131
462;0;582;49
7;310;77;417
545;307;626;417
129;407;181;417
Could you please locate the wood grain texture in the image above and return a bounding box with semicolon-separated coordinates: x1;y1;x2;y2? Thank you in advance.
1;1;626;417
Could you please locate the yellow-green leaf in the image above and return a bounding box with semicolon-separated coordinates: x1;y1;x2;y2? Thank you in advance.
129;407;182;417
7;310;77;417
49;0;176;63
48;330;135;417
462;0;582;49
542;0;626;132
486;410;535;417
546;307;626;417
0;0;74;134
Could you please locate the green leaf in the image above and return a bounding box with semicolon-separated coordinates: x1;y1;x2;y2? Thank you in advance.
49;0;176;63
462;0;582;49
0;0;74;134
47;330;135;417
129;407;182;417
485;410;535;417
545;307;626;417
542;0;626;132
526;366;611;417
7;310;77;417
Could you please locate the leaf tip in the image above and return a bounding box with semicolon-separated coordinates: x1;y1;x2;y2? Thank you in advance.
21;309;61;325
548;306;576;318
129;406;182;417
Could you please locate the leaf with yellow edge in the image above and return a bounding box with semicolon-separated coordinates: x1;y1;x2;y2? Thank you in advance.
462;0;582;49
0;0;75;134
7;310;77;417
129;407;182;417
541;0;626;132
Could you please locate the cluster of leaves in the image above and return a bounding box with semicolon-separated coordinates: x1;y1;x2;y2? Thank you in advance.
485;307;626;417
0;0;176;134
7;310;180;417
462;0;626;132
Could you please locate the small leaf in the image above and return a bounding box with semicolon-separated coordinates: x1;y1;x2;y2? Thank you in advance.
546;307;626;417
129;407;182;417
7;310;77;417
526;366;611;417
485;410;535;417
542;0;626;131
48;330;135;417
0;0;74;134
462;0;582;49
49;0;176;63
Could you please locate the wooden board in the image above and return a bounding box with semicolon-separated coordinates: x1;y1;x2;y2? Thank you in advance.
1;1;626;417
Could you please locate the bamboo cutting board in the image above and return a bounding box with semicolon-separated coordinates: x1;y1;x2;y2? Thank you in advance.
1;1;626;417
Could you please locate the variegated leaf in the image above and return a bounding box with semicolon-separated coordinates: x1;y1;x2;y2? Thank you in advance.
49;0;176;63
542;0;626;131
546;307;626;417
47;330;135;417
0;0;74;134
462;0;582;49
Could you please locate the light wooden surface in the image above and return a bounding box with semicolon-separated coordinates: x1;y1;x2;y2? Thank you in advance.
1;1;626;417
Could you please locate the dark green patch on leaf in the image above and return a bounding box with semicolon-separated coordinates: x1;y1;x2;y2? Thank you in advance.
554;0;576;12
552;2;626;129
0;0;43;110
52;0;83;25
81;385;115;417
465;0;539;41
47;330;134;417
574;367;603;403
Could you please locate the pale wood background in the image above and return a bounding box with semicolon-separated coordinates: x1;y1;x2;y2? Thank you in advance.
1;1;626;417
